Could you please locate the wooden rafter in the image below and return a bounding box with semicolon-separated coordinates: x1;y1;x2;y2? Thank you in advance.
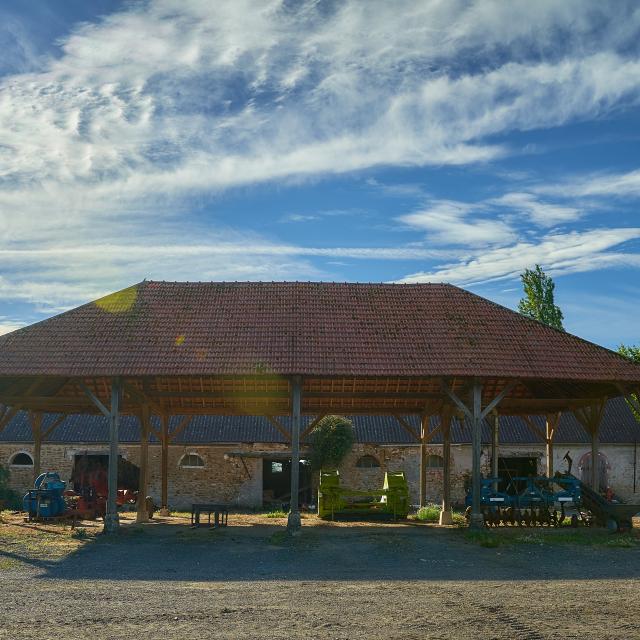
301;413;328;438
265;416;291;441
392;414;420;442
167;415;192;443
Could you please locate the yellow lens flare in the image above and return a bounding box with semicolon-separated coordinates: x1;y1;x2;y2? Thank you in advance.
175;334;186;346
94;285;138;313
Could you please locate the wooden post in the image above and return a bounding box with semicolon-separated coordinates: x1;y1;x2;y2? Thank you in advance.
419;414;429;507
545;414;555;477
470;380;484;530
491;413;499;491
30;411;43;483
160;415;169;515
104;378;121;534
136;404;150;523
591;429;599;491
573;402;605;492
287;375;302;533
439;412;453;525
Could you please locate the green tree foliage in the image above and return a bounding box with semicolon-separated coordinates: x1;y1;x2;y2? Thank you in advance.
309;415;354;471
518;264;564;330
617;344;640;422
0;464;20;509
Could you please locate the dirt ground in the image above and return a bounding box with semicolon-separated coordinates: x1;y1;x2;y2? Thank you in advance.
1;511;639;640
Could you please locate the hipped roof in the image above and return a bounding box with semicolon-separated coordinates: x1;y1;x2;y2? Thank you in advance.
0;280;638;382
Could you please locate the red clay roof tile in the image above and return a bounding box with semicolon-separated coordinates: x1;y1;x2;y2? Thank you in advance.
0;280;638;382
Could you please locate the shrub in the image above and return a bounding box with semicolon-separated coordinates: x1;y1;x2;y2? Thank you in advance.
416;504;442;522
309;415;354;470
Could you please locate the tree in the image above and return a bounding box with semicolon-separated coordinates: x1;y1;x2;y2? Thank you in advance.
309;415;354;471
617;344;640;422
518;264;564;330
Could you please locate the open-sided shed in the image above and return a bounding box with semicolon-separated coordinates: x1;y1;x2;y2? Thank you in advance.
0;280;639;531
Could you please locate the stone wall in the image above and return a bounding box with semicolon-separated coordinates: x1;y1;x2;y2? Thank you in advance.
2;440;639;508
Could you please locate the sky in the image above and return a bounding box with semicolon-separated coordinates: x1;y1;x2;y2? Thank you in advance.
0;0;639;348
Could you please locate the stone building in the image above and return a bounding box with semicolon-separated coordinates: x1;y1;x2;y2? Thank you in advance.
2;398;639;509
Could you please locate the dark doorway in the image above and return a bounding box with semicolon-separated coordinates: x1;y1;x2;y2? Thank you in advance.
496;456;538;493
72;454;140;494
262;458;312;507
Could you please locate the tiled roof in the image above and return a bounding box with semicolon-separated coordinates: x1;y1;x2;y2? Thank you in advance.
2;398;639;445
0;281;639;381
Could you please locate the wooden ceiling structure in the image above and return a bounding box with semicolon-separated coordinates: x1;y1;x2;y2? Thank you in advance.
1;281;640;532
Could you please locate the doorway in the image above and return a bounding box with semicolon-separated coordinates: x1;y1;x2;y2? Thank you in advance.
262;458;312;507
496;456;538;493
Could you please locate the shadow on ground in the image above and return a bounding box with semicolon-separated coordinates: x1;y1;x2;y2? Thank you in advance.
3;516;639;583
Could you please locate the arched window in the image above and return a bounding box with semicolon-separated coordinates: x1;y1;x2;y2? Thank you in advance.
356;455;380;469
10;452;34;467
179;453;205;469
426;454;444;469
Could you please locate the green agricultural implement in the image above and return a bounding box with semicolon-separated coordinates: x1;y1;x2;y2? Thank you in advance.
318;469;410;520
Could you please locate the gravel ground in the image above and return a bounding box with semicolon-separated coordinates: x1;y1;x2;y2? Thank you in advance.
1;513;639;639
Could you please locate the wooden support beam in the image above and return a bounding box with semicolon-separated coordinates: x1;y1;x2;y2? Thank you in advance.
572;399;607;491
122;379;166;419
419;415;429;507
136;404;150;523
265;415;291;442
439;411;453;525
160;415;169;515
520;415;547;442
287;376;302;533
545;413;561;477
167;415;192;443
104;378;121;533
42;414;67;441
392;414;420;442
470;381;484;530
301;413;328;439
78;381;110;418
29;411;43;482
491;413;499;491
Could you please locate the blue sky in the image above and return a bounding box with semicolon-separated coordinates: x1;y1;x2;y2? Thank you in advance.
0;1;639;348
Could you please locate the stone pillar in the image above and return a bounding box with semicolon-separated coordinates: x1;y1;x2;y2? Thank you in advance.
470;381;484;530
439;413;453;525
136;404;150;523
287;375;302;533
104;378;121;534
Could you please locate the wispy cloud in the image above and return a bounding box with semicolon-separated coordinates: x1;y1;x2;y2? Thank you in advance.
397;229;640;285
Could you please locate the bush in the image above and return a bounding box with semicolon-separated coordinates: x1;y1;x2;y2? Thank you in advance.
416;504;442;522
309;415;354;470
0;464;20;510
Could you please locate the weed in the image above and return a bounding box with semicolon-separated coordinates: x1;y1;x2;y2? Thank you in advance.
465;531;502;548
71;527;88;540
264;510;288;519
416;504;441;522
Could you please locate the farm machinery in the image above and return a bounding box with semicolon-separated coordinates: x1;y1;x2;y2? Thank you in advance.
22;471;154;523
318;469;410;520
465;473;640;529
464;475;583;527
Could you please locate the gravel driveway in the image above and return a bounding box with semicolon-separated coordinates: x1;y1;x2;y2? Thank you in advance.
1;515;639;639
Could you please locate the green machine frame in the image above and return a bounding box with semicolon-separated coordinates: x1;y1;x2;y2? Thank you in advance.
318;469;410;520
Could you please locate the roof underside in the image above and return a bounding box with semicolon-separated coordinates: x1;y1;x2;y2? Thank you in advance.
0;281;638;416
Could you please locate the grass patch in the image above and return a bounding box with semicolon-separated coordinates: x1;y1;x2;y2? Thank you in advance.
464;527;640;548
264;510;288;519
416;504;441;522
71;527;88;540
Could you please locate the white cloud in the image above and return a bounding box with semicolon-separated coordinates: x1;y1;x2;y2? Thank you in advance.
397;229;640;285
533;169;640;199
491;192;581;226
398;200;516;246
0;1;639;318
